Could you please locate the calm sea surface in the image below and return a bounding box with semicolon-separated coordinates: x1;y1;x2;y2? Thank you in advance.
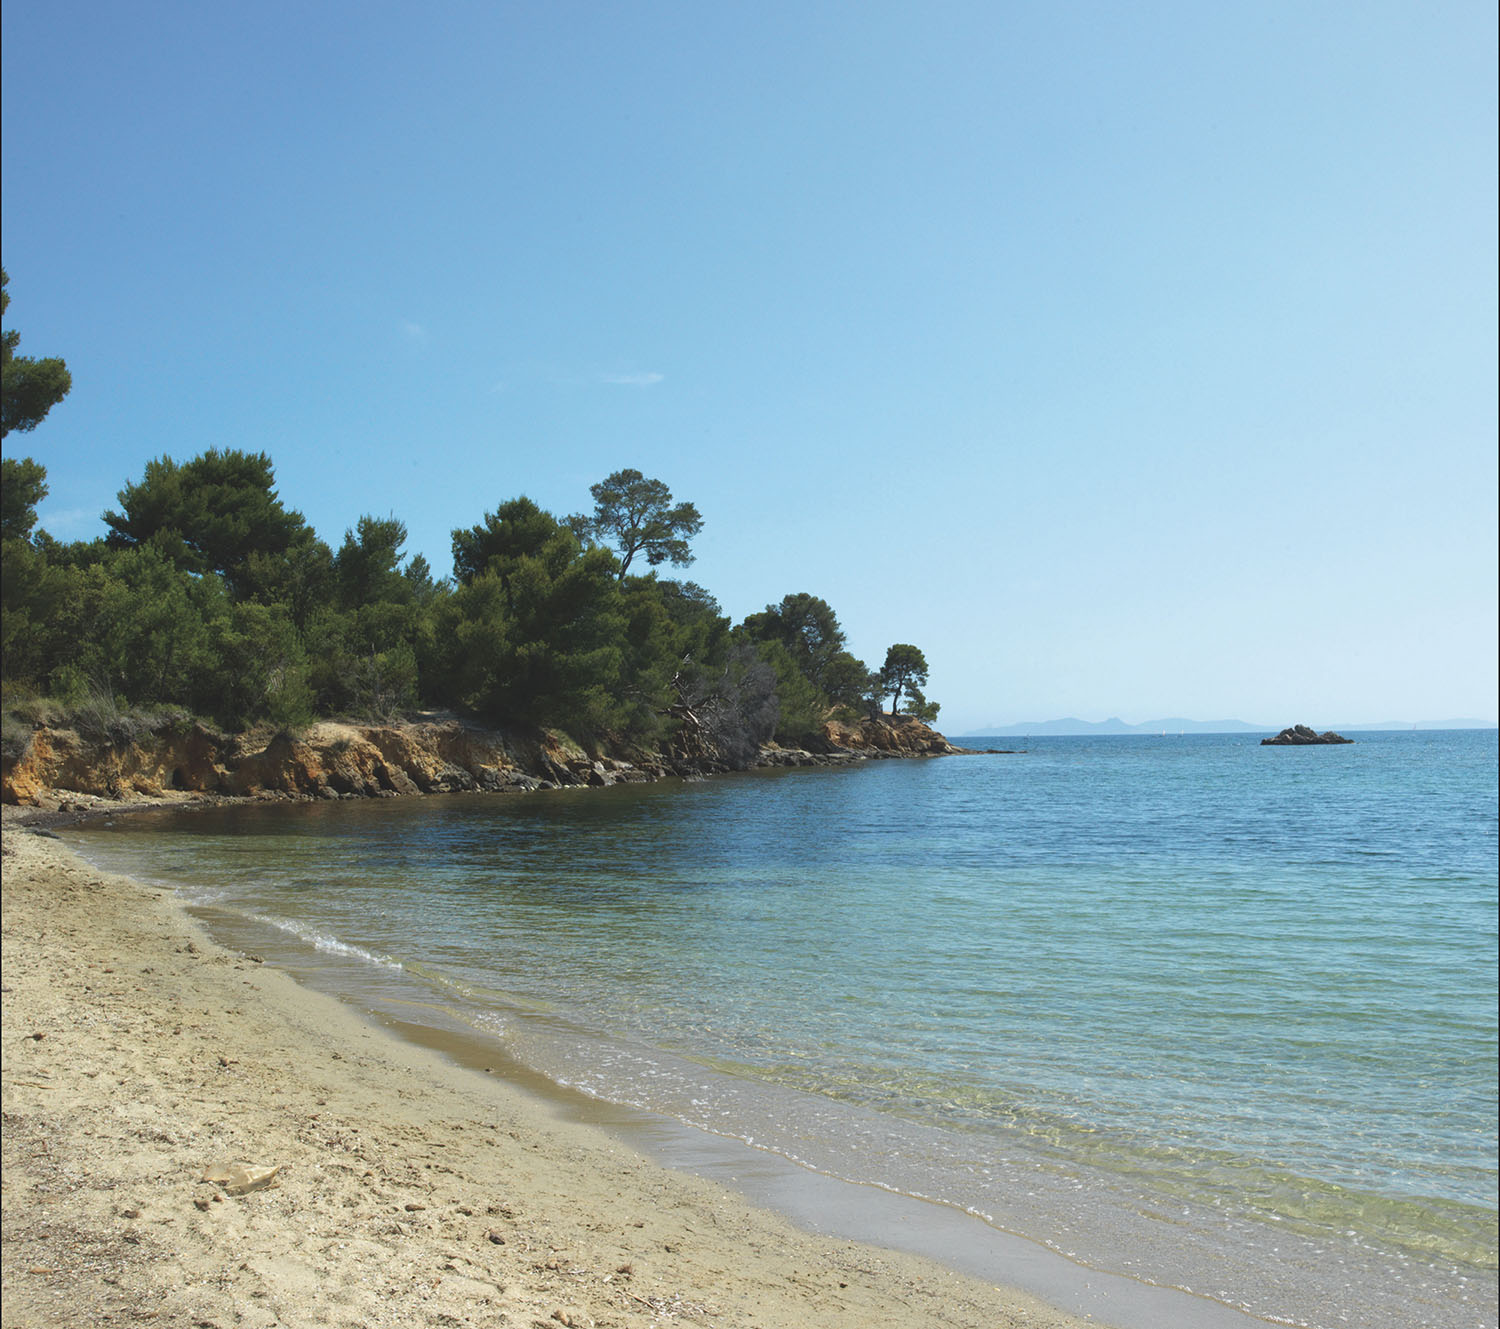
70;730;1498;1329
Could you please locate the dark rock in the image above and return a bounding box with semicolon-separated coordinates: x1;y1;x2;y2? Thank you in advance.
502;772;545;792
538;753;575;785
1261;725;1353;746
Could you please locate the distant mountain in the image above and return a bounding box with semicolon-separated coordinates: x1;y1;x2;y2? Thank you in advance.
970;717;1269;737
1333;719;1497;731
967;716;1497;737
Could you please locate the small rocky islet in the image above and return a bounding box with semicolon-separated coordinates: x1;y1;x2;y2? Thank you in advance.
1261;725;1353;746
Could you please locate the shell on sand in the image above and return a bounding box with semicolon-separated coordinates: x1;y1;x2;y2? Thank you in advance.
202;1161;282;1196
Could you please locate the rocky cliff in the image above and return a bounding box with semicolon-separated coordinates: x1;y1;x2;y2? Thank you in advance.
1;711;965;810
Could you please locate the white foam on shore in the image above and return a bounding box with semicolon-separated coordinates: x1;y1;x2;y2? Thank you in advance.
239;910;406;971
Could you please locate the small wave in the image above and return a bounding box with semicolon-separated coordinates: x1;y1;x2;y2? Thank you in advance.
241;911;405;971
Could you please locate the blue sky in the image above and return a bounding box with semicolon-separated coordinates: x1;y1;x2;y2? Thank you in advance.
3;0;1495;732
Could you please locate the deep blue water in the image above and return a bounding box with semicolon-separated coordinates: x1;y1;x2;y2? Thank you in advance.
71;729;1498;1329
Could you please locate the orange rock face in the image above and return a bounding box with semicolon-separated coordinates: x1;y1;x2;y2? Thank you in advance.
2;717;517;807
2;712;960;808
820;714;961;755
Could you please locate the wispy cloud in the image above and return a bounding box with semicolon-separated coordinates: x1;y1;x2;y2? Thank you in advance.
36;506;98;537
485;363;667;394
401;320;429;344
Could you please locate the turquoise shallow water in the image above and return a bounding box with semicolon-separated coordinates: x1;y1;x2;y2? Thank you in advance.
71;729;1498;1328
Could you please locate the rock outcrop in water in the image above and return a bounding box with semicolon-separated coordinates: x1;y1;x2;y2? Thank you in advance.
1;711;967;809
1261;725;1353;746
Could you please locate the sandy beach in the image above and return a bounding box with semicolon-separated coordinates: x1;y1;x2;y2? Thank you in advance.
1;811;1098;1329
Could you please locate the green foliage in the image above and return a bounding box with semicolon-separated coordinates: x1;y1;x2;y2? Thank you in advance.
103;449;324;600
335;515;404;605
61;550;216;720
748;636;827;744
304;597;429;721
244;536;333;631
905;688;941;725
597;576;734;749
0;535;104;688
72;546;228;710
2;434;941;753
444;499;626;730
2;533;312;730
880;643;930;716
613;579;682;741
569;468;702;579
740;592;847;691
348;639;419;722
1;456;48;542
30;531;109;568
655;579;725;634
315;514;431;716
653;580;731;680
402;552;441;604
822;650;873;711
215;600;315;730
1;270;72;439
451;496;567;585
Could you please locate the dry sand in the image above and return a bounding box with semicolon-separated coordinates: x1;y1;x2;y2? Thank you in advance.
0;814;1097;1329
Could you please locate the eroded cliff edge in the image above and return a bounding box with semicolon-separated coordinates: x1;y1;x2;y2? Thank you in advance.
2;711;964;810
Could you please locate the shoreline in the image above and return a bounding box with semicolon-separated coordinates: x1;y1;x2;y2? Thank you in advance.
0;811;1144;1329
202;943;1266;1329
9;772;1492;1329
0;710;979;813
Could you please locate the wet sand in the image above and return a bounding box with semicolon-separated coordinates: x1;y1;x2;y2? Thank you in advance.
1;813;1105;1329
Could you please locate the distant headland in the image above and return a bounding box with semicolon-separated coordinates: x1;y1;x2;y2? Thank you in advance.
969;717;1263;737
967;716;1496;737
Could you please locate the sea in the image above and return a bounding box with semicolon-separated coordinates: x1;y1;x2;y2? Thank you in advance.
67;729;1498;1329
